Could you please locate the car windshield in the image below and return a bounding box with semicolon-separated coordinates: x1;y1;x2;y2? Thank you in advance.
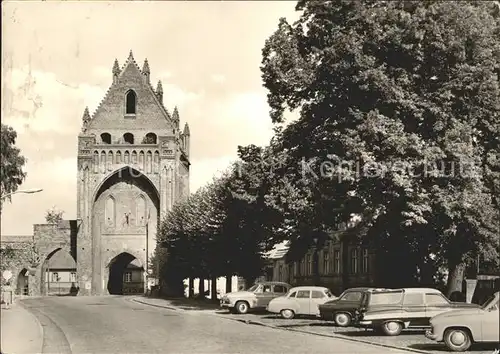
324;290;335;298
247;284;260;292
481;293;499;310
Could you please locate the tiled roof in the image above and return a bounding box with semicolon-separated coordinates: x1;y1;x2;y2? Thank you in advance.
47;250;76;269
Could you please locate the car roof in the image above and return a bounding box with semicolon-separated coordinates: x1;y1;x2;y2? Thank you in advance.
372;288;441;294
257;281;290;286
289;286;329;291
344;287;384;292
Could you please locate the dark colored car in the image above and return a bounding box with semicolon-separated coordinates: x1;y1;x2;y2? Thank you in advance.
318;287;386;327
358;288;481;336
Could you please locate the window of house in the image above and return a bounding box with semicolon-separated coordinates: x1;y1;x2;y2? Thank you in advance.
142;132;157;144
125;90;137;114
307;254;313;275
273;285;287;294
362;249;369;273
350;249;358;274
334;249;341;273
70;272;77;283
296;290;311;298
100;133;111;144
312;290;325;299
52;272;59;282
323;251;330;275
425;293;449;306
124;272;132;283
123;133;134;144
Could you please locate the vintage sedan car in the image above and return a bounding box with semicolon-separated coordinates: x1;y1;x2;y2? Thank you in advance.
358;288;480;336
220;281;291;314
266;286;336;319
318;287;386;327
425;291;499;352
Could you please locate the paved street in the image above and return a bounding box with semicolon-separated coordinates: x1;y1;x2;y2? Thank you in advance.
15;296;415;354
133;297;498;354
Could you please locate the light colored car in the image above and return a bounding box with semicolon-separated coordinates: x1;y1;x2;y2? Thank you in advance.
358;288;480;336
266;286;336;319
219;281;291;314
425;291;499;352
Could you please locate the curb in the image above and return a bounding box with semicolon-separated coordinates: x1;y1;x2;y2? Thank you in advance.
132;297;430;354
14;300;45;354
132;297;185;312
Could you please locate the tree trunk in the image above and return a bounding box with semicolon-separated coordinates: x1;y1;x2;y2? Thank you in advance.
198;277;205;297
211;277;218;301
225;275;232;294
188;278;194;298
446;262;466;298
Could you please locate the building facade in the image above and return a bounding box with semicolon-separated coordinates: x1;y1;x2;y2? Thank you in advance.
1;51;190;297
76;51;190;295
267;230;377;295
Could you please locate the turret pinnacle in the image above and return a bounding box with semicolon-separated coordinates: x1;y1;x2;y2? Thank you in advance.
156;80;163;103
183;122;190;136
81;106;91;132
172;106;180;128
112;59;120;76
128;50;134;61
142;58;150;74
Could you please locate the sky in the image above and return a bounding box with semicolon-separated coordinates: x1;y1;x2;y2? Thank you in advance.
1;1;300;236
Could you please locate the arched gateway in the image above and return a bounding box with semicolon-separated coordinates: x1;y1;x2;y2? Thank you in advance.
1;52;191;297
74;51;191;296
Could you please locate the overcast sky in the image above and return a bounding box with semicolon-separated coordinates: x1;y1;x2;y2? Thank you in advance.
1;1;300;235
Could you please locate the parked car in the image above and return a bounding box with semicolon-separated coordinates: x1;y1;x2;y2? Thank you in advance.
357;288;481;336
425;291;499;352
219;281;291;314
318;287;386;327
266;286;336;319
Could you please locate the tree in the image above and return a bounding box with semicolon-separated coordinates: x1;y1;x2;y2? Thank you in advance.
45;206;64;224
0;124;27;210
260;0;500;293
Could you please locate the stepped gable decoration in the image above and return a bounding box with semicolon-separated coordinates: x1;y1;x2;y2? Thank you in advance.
86;50;173;129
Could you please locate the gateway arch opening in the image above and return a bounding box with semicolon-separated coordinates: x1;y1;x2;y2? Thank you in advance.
107;252;144;295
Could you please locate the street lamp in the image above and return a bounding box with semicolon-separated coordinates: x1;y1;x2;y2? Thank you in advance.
0;188;43;200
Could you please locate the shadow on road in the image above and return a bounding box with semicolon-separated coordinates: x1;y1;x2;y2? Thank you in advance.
408;343;499;352
337;330;425;337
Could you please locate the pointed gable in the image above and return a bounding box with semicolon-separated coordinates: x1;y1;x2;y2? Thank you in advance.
87;52;173;134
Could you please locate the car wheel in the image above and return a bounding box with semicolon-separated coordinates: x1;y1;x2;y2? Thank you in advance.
235;301;249;314
280;309;295;319
381;321;403;336
443;328;472;352
334;313;352;327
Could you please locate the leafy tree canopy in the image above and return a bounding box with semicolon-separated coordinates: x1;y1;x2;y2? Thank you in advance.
259;0;500;290
0;124;27;209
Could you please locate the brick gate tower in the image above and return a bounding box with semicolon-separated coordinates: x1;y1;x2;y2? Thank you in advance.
76;51;190;296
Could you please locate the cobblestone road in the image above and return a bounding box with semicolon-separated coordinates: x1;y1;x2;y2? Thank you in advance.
20;296;421;354
136;297;498;354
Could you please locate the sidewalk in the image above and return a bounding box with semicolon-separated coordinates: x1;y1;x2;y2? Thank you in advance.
0;302;43;354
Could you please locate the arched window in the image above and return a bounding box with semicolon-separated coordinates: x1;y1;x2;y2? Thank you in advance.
105;196;116;227
123;133;134;144
125;90;137;114
100;133;111;144
142;132;157;144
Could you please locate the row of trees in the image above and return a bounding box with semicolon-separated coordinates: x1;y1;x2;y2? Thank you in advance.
158;0;500;297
